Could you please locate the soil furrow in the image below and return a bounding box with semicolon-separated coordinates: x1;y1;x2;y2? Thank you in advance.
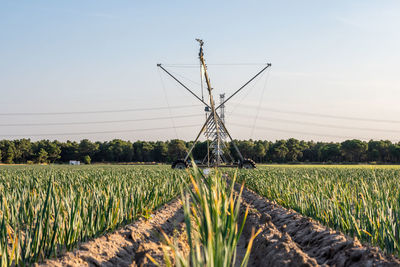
238;189;320;266
237;183;400;267
37;198;185;267
36;184;400;267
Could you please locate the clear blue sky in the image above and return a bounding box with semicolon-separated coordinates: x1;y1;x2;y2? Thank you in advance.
1;1;399;142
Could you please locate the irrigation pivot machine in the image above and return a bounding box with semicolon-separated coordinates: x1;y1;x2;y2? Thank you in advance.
157;39;271;169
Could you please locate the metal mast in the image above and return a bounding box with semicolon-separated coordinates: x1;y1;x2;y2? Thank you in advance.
219;94;225;124
197;39;225;165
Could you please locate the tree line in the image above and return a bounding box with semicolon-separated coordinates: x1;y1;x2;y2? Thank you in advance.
1;138;400;164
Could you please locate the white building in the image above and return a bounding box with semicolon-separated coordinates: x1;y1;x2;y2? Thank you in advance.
69;160;80;165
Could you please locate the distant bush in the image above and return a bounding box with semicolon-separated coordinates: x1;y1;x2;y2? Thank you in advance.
83;155;91;165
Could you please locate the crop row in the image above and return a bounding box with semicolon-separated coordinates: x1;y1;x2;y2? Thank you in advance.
0;165;184;266
233;166;400;256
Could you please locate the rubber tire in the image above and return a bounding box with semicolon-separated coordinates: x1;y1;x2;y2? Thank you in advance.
171;159;189;169
240;159;256;169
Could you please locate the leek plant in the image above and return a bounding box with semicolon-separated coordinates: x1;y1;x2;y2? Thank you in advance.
154;166;260;267
0;165;184;266
232;166;400;256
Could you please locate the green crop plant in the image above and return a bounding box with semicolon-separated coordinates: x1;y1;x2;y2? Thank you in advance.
153;166;260;267
0;165;185;266
2;164;399;265
231;166;400;256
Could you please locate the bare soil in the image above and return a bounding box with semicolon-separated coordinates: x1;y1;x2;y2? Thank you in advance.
237;184;400;266
37;185;400;267
37;199;186;267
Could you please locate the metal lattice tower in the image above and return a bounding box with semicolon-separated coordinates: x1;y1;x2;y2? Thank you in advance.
204;107;229;165
203;93;228;165
202;94;227;166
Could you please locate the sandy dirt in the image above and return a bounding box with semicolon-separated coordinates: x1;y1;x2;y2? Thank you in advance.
37;199;186;267
37;185;400;267
237;184;400;267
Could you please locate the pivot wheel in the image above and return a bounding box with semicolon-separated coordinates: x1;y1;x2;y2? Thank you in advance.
172;159;189;169
240;159;256;169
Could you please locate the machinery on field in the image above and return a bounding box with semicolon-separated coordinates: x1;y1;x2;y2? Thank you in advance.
157;39;271;169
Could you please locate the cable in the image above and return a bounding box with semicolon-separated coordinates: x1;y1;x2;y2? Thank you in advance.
0;124;201;137
158;68;179;139
0;114;203;127
230;123;360;140
250;69;271;138
234;114;400;134
232;103;400;124
228;69;266;115
0;104;202;116
167;68;202;86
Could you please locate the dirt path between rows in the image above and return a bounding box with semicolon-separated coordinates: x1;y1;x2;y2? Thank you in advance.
37;185;400;267
37;199;186;267
237;183;400;266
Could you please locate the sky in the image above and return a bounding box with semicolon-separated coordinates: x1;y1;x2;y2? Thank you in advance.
1;0;399;142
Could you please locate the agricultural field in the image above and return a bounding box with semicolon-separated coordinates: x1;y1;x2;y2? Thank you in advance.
0;165;184;266
1;164;400;266
233;166;400;256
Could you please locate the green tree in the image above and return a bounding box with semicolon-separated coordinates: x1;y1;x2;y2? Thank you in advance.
79;139;99;159
14;139;32;163
271;140;288;162
47;142;61;163
341;139;367;162
0;140;14;164
133;141;144;161
109;139;133;162
6;145;15;164
33;140;61;163
254;142;266;162
37;148;48;163
286;138;302;162
237;140;255;159
368;140;391;162
168;139;187;161
321;143;341;162
389;144;400;162
83;155;91;164
153;141;169;162
142;142;154;162
60;141;79;162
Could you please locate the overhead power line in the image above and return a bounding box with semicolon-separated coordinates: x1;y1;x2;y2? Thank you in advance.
0;124;201;137
0;114;203;127
232;103;400;124
0;104;201;116
166;69;202;86
230;123;360;140
234;114;400;134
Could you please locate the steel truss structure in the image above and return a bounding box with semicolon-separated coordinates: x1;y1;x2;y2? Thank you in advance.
157;39;271;169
